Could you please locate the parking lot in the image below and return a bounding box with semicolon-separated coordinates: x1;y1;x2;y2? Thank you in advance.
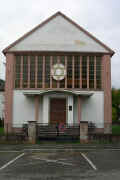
0;145;120;179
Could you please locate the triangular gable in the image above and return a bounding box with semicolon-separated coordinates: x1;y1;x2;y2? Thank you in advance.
3;12;114;55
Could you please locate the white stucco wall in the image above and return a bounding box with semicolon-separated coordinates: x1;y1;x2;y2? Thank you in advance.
13;90;104;128
13;90;44;127
38;96;43;124
9;15;108;53
13;91;74;127
13;90;35;127
81;91;104;128
43;95;49;124
73;96;78;124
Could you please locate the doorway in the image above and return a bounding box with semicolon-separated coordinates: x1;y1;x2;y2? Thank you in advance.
50;98;66;125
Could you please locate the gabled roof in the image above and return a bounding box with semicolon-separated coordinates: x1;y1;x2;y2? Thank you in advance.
3;11;114;56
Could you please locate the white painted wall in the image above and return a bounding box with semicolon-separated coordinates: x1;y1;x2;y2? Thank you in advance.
81;92;104;128
43;95;49;124
9;15;108;53
13;90;35;127
73;96;78;124
13;90;104;128
38;96;43;124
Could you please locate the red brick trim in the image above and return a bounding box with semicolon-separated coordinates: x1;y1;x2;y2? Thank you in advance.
102;55;112;131
4;53;15;133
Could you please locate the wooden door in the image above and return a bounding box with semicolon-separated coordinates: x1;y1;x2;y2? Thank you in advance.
50;98;66;124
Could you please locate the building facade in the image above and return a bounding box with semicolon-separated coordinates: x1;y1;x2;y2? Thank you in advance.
0;79;5;122
3;12;114;134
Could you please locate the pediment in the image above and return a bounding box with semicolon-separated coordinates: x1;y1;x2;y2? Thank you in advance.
3;12;114;55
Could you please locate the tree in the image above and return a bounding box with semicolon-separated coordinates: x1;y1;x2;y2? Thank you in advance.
112;88;120;122
112;107;117;122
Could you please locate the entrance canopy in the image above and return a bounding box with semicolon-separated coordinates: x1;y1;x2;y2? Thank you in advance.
22;89;94;96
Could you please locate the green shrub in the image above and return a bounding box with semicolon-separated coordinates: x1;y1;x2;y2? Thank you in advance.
112;125;120;135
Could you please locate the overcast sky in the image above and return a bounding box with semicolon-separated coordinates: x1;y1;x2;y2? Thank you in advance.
0;0;119;88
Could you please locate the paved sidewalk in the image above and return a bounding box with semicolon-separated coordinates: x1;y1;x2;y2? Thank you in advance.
1;143;120;152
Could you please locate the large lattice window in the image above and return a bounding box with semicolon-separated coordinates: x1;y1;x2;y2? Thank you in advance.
14;55;102;90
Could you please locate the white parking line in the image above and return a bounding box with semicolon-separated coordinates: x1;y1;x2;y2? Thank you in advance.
33;157;73;166
81;153;97;171
0;153;25;171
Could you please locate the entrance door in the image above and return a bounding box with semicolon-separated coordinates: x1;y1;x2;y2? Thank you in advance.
50;98;66;124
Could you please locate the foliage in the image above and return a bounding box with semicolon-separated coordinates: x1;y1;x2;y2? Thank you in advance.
0;127;4;135
112;88;120;122
112;125;120;135
0;118;4;127
112;107;117;122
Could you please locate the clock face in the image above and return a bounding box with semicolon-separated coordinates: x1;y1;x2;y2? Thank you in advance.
51;64;66;81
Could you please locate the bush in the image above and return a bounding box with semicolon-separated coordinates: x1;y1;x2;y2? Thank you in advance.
112;125;120;135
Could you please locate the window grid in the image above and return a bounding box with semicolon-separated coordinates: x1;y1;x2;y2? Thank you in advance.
60;56;65;88
37;56;43;88
14;55;102;90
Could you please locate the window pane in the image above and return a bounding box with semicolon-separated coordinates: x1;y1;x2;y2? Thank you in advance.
45;56;50;88
15;56;21;88
96;56;101;89
82;56;87;88
89;56;94;89
67;56;72;88
60;56;65;88
52;56;57;88
23;56;28;88
74;56;80;88
37;56;43;88
30;56;35;88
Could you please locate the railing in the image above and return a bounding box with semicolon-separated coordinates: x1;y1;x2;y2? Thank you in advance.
2;122;112;142
36;123;80;138
3;123;28;141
